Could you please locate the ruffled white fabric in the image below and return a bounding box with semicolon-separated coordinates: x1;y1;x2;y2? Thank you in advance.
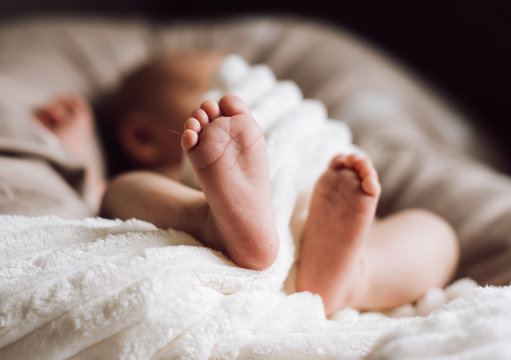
1;55;510;359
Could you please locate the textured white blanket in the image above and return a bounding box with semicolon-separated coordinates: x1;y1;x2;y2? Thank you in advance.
1;55;511;359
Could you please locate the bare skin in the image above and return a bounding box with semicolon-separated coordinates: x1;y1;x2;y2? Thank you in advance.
297;154;381;313
297;154;459;314
181;95;279;269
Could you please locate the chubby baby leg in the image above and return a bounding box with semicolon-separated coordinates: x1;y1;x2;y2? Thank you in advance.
297;154;458;315
356;209;459;311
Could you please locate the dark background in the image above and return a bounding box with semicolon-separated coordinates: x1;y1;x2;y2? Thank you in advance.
1;1;510;154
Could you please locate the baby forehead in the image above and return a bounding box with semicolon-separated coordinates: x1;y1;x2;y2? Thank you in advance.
140;58;196;82
118;51;224;102
151;51;223;75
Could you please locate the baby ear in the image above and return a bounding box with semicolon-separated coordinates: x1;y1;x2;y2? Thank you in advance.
118;112;160;167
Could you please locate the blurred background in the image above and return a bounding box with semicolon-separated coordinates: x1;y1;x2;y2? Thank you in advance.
1;0;510;154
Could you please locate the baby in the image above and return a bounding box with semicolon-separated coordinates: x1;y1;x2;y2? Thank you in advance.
34;51;459;315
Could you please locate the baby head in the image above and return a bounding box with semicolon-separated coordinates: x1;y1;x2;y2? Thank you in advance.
100;50;224;176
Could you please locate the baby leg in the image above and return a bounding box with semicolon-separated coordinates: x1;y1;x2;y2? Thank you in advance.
296;154;458;315
100;170;212;242
355;209;459;311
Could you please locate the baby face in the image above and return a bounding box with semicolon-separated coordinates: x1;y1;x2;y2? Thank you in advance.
110;51;224;172
150;52;224;127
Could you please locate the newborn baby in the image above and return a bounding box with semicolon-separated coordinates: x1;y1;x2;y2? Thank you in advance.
34;51;459;315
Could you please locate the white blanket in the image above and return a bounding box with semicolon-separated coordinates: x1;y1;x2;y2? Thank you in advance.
1;55;511;359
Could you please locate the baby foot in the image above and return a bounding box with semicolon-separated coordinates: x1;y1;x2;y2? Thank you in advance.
297;154;381;315
181;94;279;270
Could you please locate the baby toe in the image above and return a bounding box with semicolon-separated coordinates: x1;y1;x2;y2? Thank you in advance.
218;94;249;116
191;108;209;126
361;175;381;197
181;129;199;152
200;100;221;120
329;154;349;170
184;117;202;133
357;158;378;179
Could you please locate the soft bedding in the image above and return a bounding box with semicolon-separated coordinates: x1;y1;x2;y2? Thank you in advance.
2;215;510;359
1;15;511;359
